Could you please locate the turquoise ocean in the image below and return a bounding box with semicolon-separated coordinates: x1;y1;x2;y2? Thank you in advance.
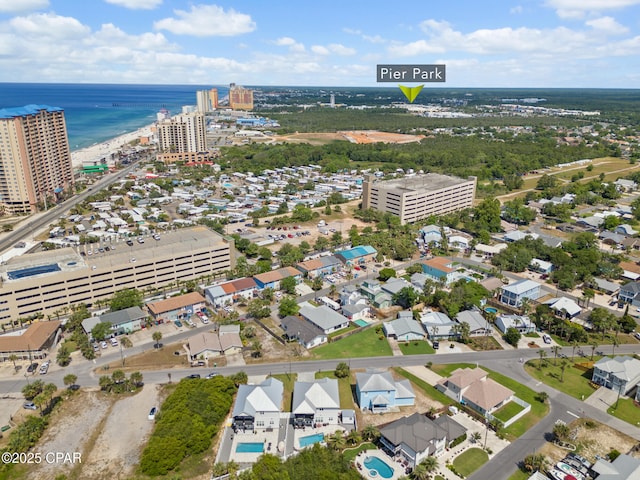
0;83;228;151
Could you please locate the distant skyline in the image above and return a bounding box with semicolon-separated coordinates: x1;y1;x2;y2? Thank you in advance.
0;0;639;87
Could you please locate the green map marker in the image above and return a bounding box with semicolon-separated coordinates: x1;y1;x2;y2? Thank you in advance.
399;84;424;103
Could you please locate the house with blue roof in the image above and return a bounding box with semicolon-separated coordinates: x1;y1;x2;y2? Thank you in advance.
335;245;377;265
499;279;542;308
355;369;415;412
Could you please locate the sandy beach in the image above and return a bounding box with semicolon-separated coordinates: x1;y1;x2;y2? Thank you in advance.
70;123;154;168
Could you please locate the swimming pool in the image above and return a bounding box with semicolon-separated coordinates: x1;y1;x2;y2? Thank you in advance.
222;182;233;188
364;456;394;479
485;307;498;314
8;263;61;280
299;433;324;447
354;319;368;327
235;442;264;453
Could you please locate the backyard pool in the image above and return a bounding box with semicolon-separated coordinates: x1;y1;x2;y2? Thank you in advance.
485;307;498;314
364;456;394;479
299;433;324;447
222;182;233;188
236;442;264;453
354;319;368;327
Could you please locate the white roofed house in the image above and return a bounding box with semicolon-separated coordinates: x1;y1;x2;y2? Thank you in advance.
383;316;425;342
591;356;640;396
232;377;284;432
292;378;341;429
543;297;582;319
495;314;536;334
499;279;542;308
421;311;458;340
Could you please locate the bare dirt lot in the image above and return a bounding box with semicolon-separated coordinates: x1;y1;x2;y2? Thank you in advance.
539;418;640;465
23;385;161;480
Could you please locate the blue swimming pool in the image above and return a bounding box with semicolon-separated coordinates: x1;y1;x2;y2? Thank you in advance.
236;442;264;453
223;182;233;188
485;307;498;314
364;456;394;479
8;263;60;280
354;319;368;327
299;433;324;447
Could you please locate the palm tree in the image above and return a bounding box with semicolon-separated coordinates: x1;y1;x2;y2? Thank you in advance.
560;360;570;382
523;453;547;473
537;349;547;370
130;371;143;388
347;429;362;446
362;424;380;442
63;374;78;389
152;331;162;349
471;431;482;443
611;336;620;356
99;375;112;391
520;297;531;316
571;340;579;361
552;345;560;365
327;430;346;451
591;341;599;360
8;353;18;371
420;456;438;478
536;391;549;404
120;336;133;348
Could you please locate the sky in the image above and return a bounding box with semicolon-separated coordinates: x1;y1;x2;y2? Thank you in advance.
0;0;639;87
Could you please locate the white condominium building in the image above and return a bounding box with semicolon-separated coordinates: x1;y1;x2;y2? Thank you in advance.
157;112;206;153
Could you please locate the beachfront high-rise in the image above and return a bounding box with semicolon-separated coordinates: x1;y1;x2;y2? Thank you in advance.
196;88;218;113
157;112;207;154
229;83;254;110
0;105;74;214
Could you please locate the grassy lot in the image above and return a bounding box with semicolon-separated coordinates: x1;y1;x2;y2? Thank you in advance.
395;368;455;407
508;469;532;480
452;448;489;477
270;373;297;411
329;324;358;338
469;336;503;351
316;371;356;410
311;328;392;359
104;341;197;371
492;401;526;424
343;442;376;462
431;363;549;440
524;359;597;400
607;396;640;426
398;340;435;355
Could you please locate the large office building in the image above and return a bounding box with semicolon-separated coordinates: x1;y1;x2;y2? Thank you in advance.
196;88;219;113
157;112;207;154
0;227;234;326
362;173;476;224
0;105;74;214
229;84;254;110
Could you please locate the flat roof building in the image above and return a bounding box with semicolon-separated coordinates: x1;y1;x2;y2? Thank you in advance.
362;173;476;224
0;105;74;214
0;227;233;326
229;84;253;111
157;112;206;154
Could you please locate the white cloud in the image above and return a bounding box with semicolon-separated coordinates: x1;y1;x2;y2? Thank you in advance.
273;37;305;52
510;5;524;14
585;16;628;34
343;27;386;44
104;0;162;9
311;45;330;55
545;0;640;18
9;13;90;40
312;43;355;56
0;0;48;13
154;4;255;37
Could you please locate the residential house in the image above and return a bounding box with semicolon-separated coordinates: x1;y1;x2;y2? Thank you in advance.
410;272;429;290
147;292;206;322
340;284;367;306
341;303;370;322
253;266;302;290
495;314;535;334
592;454;640;480
299;303;350;334
437;367;514;416
614;224;637;236
0;321;62;362
292;378;341;428
296;255;342;279
475;243;507;258
335;245;377;266
543;297;582;319
590;277;620;295
448;235;470;251
591;356;640;395
381;277;418;298
188;330;243;359
529;258;553;275
420;224;445;247
383;316;425;341
455;308;492;336
618;263;640;282
95;306;147;336
204;278;258;307
618;281;640;305
614;179;638;192
421;257;457;285
499;279;542;307
232;377;283;432
379;413;466;469
355;369;415;412
421;311;458;340
359;280;392;309
504;230;538;242
280;315;327;349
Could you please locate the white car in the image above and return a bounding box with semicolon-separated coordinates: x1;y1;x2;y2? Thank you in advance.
148;406;157;420
101;341;108;349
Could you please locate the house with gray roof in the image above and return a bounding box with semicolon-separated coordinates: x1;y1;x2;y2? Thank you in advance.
383;316;425;341
341;303;370;321
359;279;392;308
543;297;582;318
592;454;640;480
420;311;458;340
91;306;147;336
355;369;415;412
592;356;640;396
619;281;640;305
232;377;283;432
614;178;638;192
499;279;542;307
381;277;417;297
379;413;466;469
495;314;535;334
299;303;349;334
455;308;492;336
292;378;340;428
280;315;327;349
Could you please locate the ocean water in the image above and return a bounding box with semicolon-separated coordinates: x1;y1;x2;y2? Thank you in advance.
0;83;228;151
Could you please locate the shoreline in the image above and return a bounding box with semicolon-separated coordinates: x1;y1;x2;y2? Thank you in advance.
70;123;154;169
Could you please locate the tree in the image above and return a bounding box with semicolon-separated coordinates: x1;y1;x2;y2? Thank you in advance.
57;345;71;366
560;360;570;382
537;349;547;370
378;267;397;281
110;288;143;311
413;456;438;479
91;322;112;342
552;345;560;365
63;374;78;389
504;327;521;347
347;429;362;446
335;362;350;378
537;174;558;190
553;422;571;443
230;371;248;386
536;391;549;404
590;341;599;360
392;287;419;309
9;353;18;371
278;296;300;318
130;371;143;387
22;379;45;400
280;276;297;295
362;424;380;442
120;336;133;349
311;276;324;292
152;331;163;349
523;453;547;473
247;298;272;319
327;430;346;451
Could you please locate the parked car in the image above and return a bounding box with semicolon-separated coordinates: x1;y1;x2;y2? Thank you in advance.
206;372;219;379
634;332;640;341
101;341;108;349
23;402;37;410
126;239;134;246
148;406;157;420
152;234;160;241
26;362;38;373
39;362;49;375
432;341;440;350
542;334;552;344
174;320;183;328
187;374;201;379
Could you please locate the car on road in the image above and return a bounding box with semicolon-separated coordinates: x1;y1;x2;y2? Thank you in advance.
101;341;108;349
126;239;134;246
634;332;640;341
206;372;219;379
26;362;38;373
187;374;201;379
39;361;49;375
152;234;161;240
174;320;183;328
148;406;157;420
23;402;37;410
